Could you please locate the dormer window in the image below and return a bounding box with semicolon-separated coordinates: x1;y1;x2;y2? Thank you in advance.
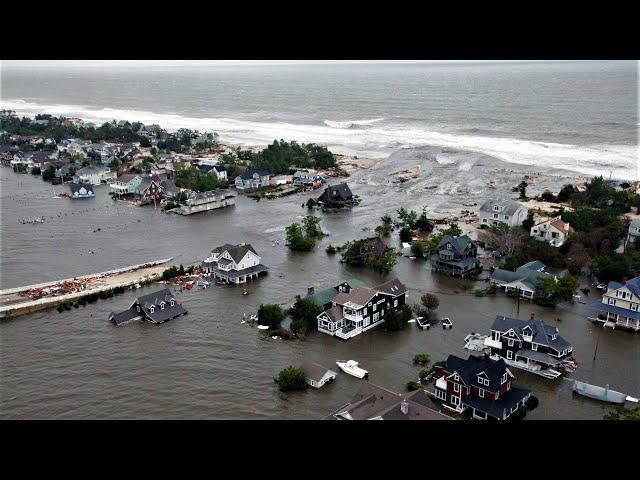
149;305;155;313
136;305;140;312
502;373;507;384
160;302;165;310
446;244;452;250
170;299;175;306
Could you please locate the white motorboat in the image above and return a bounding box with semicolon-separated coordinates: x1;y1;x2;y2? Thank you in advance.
336;360;368;379
572;380;628;405
257;325;269;330
442;317;453;329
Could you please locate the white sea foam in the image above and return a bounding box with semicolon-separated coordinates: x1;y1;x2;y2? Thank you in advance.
2;99;638;180
323;117;385;129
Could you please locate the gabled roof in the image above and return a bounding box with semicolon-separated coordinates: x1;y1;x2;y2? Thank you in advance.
490;261;551;291
324;182;352;199
490;315;572;352
225;244;258;263
322;305;344;322
334;286;377;308
238;169;270;180
623;276;640;299
479;198;525;215
437;234;475;254
69;183;94;195
434;354;511;393
375;277;407;296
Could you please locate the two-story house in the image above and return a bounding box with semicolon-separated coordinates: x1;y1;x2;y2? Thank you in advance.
110;174;144;196
201;243;268;284
484;314;574;376
109;288;188;326
293;170;324;186
588;276;640;331
432;354;531;420
479;198;528;228
317;183;354;208
530;216;571;247
430;235;481;277
68;182;95;199
312;277;407;340
74;166;116;185
234;169;271;190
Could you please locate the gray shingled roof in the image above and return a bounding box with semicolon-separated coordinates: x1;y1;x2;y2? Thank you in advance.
490;315;572;353
479;198;524;216
375;277;407;296
434;354;511;393
437;234;474;254
334;286;376;307
298;361;334;383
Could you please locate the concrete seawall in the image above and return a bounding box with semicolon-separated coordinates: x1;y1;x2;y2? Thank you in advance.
0;258;173;319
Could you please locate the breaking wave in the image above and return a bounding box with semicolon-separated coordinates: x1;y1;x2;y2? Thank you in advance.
2;99;638;180
323;117;384;129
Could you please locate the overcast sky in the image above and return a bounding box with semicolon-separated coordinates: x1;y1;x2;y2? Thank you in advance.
2;60;582;69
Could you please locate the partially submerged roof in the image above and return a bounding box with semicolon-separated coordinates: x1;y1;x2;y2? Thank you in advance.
298;360;335;383
490;315;572;352
375;277;407;296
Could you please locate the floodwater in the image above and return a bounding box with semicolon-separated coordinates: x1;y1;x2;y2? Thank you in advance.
1;150;638;419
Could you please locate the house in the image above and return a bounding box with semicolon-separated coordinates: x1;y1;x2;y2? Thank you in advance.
479;198;528;227
627;219;640;245
174;189;236;215
201;243;268;284
312;277;407;340
317;183;354;208
485;314;574;373
489;260;555;299
588;277;640;331
432;354;531;420
109;288;187;326
68;182;95;199
298;361;337;388
530;216;571;247
74;166;116;185
234;169;271;190
132;177;165;203
293;170;324;186
110;174;144;196
325;383;452;420
430;234;481;277
197;164;227;181
117;120;131;129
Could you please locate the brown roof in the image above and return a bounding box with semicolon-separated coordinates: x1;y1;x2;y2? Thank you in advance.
226;243;258;263
211;243;236;254
550;219;569;232
376;277;407;296
333;286;376;307
298;360;333;383
324;305;344;322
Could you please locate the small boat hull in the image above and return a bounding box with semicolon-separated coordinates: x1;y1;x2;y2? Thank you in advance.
572;380;627;405
336;361;368;379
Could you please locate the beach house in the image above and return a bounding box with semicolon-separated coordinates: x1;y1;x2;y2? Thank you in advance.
317;183;354;208
74;166;116;185
432;354;531;420
109;288;187;326
485;314;574;375
293;170;324;186
298;361;337;389
68;182;95;199
489;260;554;299
588;277;640;331
311;277;407;340
234;169;271;190
530;216;571;247
174;189;236;215
430;234;481;277
479;198;528;228
201;243;268;284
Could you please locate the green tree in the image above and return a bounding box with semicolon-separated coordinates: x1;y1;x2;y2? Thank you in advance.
30;166;41;175
285;223;314;251
325;244;336;254
288;296;320;334
274;366;308;392
399;227;412;243
384;306;405;331
411;242;425;258
375;215;393;237
603;406;640;420
140;137;151;148
517;181;528;199
522;212;535;231
420;293;439;319
413;353;430;365
257;304;284;329
302;215;323;238
42;165;56;182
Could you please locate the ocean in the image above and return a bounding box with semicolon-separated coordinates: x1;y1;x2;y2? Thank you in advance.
1;60;638;179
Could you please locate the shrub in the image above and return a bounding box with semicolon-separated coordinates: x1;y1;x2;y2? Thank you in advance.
325;244;336;254
413;353;430;365
524;395;539;411
411;242;425;258
407;381;421;392
257;303;284;329
274;366;308;392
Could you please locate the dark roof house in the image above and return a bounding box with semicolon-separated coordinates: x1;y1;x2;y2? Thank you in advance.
109;288;187;326
318;183;354;208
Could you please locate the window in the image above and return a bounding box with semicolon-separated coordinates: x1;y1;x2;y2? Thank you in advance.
149;306;155;313
453;384;460;393
508;339;514;347
607;297;616;306
160;303;165;310
495;392;499;400
532;343;538;351
435;389;446;400
502;373;507;384
504;215;509;220
552;232;558;238
373;303;377;311
632;304;638;312
394;300;398;307
451;396;460;406
479;388;484;398
136;305;140;312
446;244;452;249
506;350;513;360
493;213;499;219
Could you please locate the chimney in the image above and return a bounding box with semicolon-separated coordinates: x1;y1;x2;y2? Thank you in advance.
400;399;409;415
308;286;315;295
530;312;536;320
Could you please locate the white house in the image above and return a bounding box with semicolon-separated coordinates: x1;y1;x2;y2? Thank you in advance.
479;199;529;228
201;243;268;284
298;361;337;388
588;277;640;331
211;166;227;182
74;166;116;185
530;216;571;247
235;170;271;190
627;219;640;245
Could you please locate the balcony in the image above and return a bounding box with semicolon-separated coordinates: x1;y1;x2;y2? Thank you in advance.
335;325;360;340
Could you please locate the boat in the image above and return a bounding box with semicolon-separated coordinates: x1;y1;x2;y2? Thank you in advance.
196;279;210;288
464;333;489;352
249;314;258;322
336;360;368;379
572;380;628;405
442;317;453;329
257;325;269;330
407;319;416;323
